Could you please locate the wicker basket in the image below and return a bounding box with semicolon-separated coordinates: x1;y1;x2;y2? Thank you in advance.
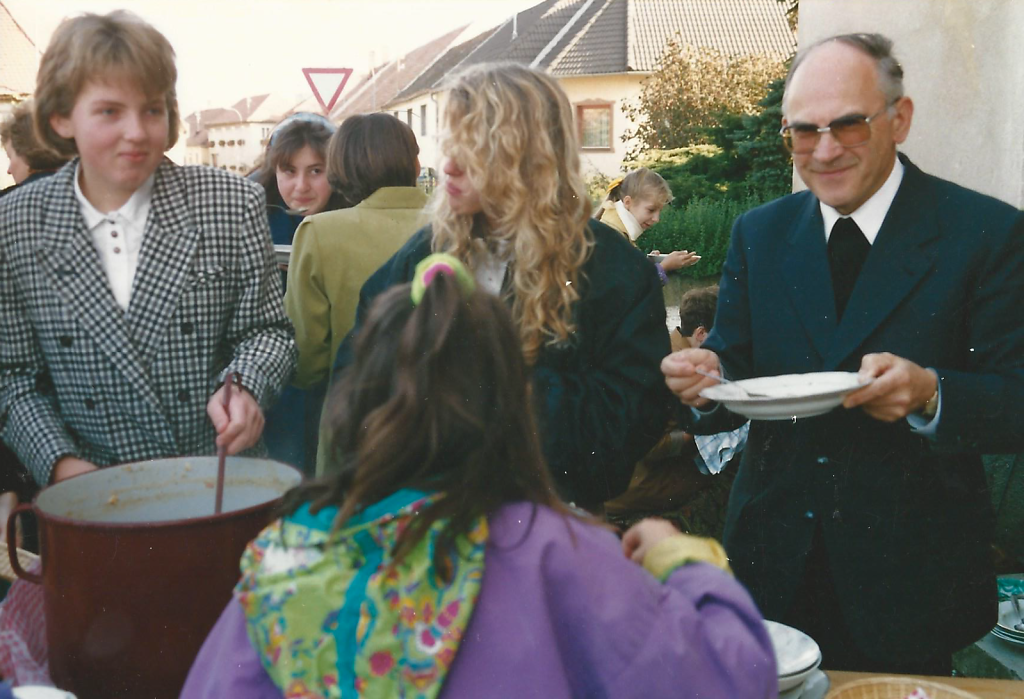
0;540;39;582
826;677;980;699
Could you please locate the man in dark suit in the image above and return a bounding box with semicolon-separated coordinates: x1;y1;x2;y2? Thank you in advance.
662;33;1024;674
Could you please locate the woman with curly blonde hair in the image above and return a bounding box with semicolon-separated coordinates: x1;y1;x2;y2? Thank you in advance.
332;63;673;511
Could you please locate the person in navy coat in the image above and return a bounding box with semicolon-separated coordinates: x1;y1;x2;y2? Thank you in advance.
663;33;1024;674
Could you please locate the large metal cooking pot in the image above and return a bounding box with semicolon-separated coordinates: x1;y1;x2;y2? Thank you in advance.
5;456;302;699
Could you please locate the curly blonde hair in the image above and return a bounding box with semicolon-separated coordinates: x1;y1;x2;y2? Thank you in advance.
430;63;593;363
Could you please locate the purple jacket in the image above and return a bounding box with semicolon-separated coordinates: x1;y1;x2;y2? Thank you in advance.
180;502;777;698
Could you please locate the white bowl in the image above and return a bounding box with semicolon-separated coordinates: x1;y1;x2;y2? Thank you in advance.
764;620;822;690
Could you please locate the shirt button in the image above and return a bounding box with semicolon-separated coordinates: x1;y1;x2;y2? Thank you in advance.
177;389;190;403
180;322;194;335
59;335;73;347
816;456;829;465
84;398;96;410
111;231;119;238
113;247;121;254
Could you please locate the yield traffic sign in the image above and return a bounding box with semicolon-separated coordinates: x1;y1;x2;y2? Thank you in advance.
302;67;354;114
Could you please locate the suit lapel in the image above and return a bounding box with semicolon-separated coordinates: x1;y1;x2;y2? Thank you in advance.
781;194;837;361
823;159;939;368
35;164;174;438
126;160;199;366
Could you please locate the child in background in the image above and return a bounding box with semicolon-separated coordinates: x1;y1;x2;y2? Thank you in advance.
607;285;746;541
0;11;295;487
181;255;776;699
256;112;342;246
598;167;700;283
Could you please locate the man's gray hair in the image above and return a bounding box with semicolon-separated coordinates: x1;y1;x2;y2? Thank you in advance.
783;33;905;113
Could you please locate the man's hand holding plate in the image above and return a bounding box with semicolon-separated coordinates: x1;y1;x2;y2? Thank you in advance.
661;348;722;409
844;352;938;422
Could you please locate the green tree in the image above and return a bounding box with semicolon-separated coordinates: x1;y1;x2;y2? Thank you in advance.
621;40;786;159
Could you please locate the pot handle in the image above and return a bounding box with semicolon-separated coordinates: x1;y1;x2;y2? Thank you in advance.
6;503;41;584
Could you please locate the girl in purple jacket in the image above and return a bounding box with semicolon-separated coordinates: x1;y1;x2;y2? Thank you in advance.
181;255;777;699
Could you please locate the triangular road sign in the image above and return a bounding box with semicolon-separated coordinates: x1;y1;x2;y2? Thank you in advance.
302;68;353;115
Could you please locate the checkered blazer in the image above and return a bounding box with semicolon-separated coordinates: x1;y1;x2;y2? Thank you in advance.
0;159;297;485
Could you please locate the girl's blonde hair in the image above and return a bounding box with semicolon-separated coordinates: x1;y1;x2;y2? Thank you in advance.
430;63;593;363
605;167;673;207
34;10;180;157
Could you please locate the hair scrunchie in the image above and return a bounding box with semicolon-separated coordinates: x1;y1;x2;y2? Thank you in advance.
606;176;624;194
410;253;476;306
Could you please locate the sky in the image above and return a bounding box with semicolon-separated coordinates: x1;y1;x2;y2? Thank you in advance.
6;0;540;115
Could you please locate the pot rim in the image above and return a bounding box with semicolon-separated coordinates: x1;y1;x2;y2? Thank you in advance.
29;457;302;532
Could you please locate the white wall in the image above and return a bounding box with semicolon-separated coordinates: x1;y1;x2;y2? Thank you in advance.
559;73;644;178
798;0;1024;207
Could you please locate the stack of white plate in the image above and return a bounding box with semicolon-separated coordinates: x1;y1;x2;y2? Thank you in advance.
765;620;826;696
992;574;1024;646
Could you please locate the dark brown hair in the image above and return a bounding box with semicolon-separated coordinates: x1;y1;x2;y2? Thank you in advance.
0;101;70;173
257;116;339;211
328;113;419;208
678;285;719;336
280;273;573;577
33;10;180;157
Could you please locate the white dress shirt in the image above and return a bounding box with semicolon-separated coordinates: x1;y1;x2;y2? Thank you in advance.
820;154;904;245
73;167;155;312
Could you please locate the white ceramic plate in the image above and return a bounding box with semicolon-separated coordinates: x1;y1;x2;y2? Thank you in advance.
990;626;1024;646
700;372;872;421
995;599;1024;638
765;620;822;683
13;688;77;699
779;668;830;699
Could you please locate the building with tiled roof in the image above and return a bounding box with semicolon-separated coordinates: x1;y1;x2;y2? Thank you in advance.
327;24;468;126
182;94;311;174
0;0;39;187
385;0;795;176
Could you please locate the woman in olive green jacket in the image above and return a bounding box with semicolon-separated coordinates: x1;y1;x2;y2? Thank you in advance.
284;114;426;473
285;114;427;390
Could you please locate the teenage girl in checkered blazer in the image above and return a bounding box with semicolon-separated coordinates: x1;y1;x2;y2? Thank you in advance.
0;11;296;488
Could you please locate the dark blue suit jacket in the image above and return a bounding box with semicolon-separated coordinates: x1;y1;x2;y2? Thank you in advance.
704;154;1024;661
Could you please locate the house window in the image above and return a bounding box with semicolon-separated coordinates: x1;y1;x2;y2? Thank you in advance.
420;104;427;136
576;103;613;150
406;108;413;127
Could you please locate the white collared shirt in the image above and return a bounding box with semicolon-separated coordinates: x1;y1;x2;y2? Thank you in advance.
73;166;155;311
613;200;644;242
821;154;904;245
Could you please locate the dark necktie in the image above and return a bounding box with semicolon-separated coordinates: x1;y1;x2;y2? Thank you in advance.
828;217;870;321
